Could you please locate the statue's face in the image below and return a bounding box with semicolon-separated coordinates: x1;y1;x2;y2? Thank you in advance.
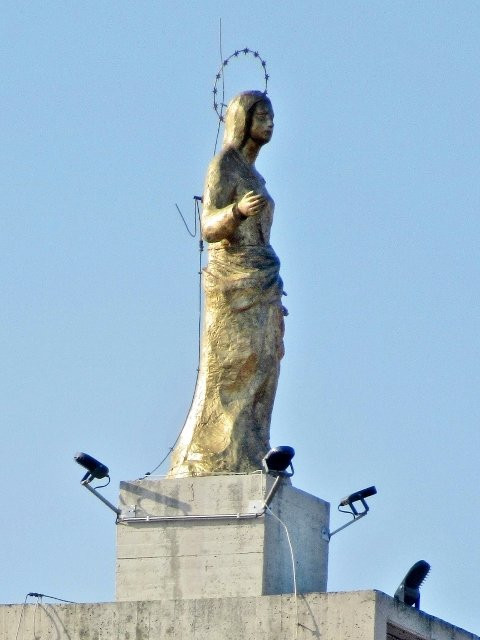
249;101;274;145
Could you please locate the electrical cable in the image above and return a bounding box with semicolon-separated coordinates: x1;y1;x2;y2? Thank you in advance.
27;593;76;604
220;18;225;124
32;600;39;639
265;505;299;640
92;476;110;490
213;18;225;156
337;504;356;520
175;203;197;237
14;592;76;640
13;595;28;640
195;199;204;366
145;198;203;477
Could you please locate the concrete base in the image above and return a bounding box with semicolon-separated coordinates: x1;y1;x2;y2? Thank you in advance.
115;473;330;601
2;591;478;640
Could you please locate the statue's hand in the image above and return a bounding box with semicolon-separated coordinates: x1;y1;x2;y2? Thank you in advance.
237;190;266;217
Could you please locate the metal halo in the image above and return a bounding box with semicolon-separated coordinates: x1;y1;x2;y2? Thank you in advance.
213;48;269;122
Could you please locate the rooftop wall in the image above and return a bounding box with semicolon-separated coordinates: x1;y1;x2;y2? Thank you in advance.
1;591;477;640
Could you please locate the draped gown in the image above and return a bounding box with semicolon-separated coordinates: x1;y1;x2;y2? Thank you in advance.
168;121;286;477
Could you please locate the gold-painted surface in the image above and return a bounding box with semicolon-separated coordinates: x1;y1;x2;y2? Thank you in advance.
168;91;286;477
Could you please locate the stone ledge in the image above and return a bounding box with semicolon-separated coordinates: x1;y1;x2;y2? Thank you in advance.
2;591;477;640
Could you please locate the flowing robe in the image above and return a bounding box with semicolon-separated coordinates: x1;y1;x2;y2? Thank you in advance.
168;146;286;476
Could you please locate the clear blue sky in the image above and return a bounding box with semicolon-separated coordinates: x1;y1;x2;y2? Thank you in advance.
2;1;479;633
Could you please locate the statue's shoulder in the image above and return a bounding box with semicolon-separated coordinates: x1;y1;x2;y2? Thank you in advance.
207;146;242;178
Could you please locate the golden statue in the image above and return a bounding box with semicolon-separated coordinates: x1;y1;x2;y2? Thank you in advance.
168;91;286;477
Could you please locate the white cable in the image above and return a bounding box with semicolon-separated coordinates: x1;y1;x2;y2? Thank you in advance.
265;504;299;640
32;600;39;639
14;596;28;640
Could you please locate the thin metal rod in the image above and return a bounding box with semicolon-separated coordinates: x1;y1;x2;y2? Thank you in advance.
262;475;282;509
81;481;121;515
119;474;290;525
328;511;367;538
118;511;262;524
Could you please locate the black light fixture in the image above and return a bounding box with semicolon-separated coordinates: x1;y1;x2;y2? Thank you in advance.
74;451;120;516
261;446;295;510
394;560;430;609
74;451;109;483
339;485;377;517
327;485;378;539
262;446;295;477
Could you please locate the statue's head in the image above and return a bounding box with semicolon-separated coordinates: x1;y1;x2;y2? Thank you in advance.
223;90;273;149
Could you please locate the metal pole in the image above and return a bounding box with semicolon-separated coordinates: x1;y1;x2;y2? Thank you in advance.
81;481;121;516
327;511;367;539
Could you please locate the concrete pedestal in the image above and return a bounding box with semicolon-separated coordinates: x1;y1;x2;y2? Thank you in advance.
116;473;329;602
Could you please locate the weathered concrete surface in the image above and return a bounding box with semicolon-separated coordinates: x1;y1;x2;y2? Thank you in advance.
116;473;329;601
2;591;478;640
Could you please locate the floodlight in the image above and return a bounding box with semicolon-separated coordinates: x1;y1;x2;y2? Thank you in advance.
262;446;295;477
74;451;109;482
74;451;120;516
339;485;377;516
260;446;295;510
326;485;378;539
394;560;430;609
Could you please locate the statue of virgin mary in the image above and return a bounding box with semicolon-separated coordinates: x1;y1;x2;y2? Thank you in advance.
168;90;287;477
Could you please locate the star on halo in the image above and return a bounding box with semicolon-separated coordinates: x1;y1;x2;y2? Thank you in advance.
212;47;270;121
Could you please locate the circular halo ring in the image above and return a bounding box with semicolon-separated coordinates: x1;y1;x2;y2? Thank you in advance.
213;48;269;122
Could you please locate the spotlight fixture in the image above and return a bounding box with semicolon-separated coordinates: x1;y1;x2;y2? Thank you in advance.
394;560;430;609
262;446;295;477
326;485;377;539
261;446;295;510
74;451;120;516
339;485;377;516
74;451;109;483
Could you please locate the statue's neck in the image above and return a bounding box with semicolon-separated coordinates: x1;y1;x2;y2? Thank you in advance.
239;139;261;165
